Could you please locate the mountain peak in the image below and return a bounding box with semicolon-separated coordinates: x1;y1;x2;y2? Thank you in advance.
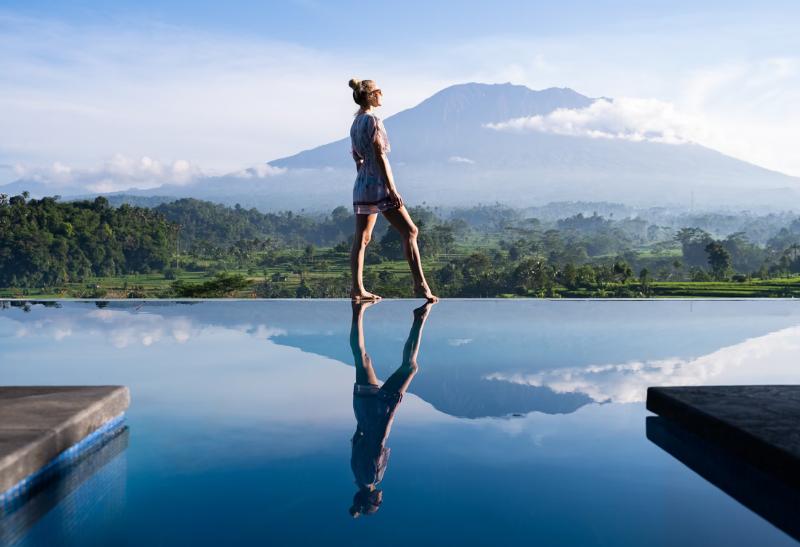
260;81;800;212
400;82;594;126
431;81;585;97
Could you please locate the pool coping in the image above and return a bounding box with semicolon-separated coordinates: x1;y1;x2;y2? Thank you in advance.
0;386;131;498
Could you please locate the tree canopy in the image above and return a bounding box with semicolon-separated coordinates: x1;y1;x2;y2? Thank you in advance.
0;194;173;287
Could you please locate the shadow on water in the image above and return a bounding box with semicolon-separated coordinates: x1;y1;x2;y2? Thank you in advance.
347;300;432;518
0;426;129;545
646;417;800;542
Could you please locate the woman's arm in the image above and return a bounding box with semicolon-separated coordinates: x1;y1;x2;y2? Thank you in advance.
352;148;364;173
372;140;403;208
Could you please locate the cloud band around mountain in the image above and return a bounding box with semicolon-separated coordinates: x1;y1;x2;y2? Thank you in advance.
485;97;706;145
11;155;203;193
8;155;289;194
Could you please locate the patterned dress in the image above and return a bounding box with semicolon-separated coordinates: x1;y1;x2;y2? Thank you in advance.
350;112;396;215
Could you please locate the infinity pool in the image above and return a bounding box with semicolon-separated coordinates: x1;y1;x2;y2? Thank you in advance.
1;300;799;546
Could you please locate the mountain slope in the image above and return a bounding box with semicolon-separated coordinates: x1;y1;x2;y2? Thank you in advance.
263;82;800;210
273;83;595;169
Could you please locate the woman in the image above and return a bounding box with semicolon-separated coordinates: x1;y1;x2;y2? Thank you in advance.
348;78;438;302
348;299;435;517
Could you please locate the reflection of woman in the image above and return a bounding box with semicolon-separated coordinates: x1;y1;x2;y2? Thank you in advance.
348;300;434;517
347;78;438;303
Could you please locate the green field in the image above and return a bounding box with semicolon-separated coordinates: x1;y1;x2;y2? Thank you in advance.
6;194;800;299
0;246;427;299
4;257;800;299
3;236;800;299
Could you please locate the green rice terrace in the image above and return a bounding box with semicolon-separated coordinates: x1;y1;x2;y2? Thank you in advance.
3;266;800;300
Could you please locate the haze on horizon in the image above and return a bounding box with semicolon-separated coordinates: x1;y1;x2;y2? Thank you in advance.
1;0;800;193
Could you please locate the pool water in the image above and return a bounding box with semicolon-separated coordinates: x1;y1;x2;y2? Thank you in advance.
1;299;799;546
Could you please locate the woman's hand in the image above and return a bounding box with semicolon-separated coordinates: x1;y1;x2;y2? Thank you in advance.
387;187;404;208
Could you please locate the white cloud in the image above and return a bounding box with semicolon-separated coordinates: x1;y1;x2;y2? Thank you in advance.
437;31;800;176
447;338;473;346
233;164;288;179
2;9;800;183
13;154;204;192
238;324;288;339
0;13;448;183
448;156;476;164
485;325;800;404
9;307;293;348
11;156;290;194
53;327;72;341
676;57;800;176
485;97;708;145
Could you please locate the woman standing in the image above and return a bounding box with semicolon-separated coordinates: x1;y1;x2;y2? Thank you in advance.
348;78;438;302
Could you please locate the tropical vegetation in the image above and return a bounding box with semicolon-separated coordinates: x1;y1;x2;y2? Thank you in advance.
3;193;800;298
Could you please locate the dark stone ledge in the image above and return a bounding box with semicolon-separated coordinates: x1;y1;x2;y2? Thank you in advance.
646;385;800;489
0;386;130;495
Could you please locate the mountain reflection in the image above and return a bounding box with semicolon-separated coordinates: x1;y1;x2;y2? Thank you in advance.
348;300;433;517
4;300;800;419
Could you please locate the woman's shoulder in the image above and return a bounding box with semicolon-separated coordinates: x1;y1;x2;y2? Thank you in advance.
355;111;380;122
353;112;380;133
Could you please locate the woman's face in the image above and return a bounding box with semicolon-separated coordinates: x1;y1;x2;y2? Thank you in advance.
367;87;383;108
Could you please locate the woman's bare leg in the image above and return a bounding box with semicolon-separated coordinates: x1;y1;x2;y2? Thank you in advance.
381;301;435;394
350;300;380;385
382;206;438;302
350;213;381;300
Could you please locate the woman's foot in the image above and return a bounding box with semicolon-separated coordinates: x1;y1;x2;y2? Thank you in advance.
413;283;439;303
352;298;379;314
351;288;382;301
413;301;435;321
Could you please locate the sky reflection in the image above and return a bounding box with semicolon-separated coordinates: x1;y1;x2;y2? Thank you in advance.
486;324;800;403
3;300;800;417
2;300;799;546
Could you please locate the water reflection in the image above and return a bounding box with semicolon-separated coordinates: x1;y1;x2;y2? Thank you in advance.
0;426;129;546
348;301;434;517
3;301;800;545
4;300;800;418
647;417;800;542
487;324;800;404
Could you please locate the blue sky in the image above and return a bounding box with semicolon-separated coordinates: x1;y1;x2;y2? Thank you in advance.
5;0;797;50
1;1;799;189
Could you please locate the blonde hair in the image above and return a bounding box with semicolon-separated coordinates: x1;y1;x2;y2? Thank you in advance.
349;78;377;108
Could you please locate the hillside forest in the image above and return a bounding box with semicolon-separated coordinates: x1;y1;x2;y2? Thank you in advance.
3;192;800;298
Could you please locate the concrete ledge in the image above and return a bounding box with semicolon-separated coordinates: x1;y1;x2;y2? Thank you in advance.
0;386;130;495
646;385;800;488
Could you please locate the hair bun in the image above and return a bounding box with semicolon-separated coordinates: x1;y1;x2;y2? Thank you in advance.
348;78;361;90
